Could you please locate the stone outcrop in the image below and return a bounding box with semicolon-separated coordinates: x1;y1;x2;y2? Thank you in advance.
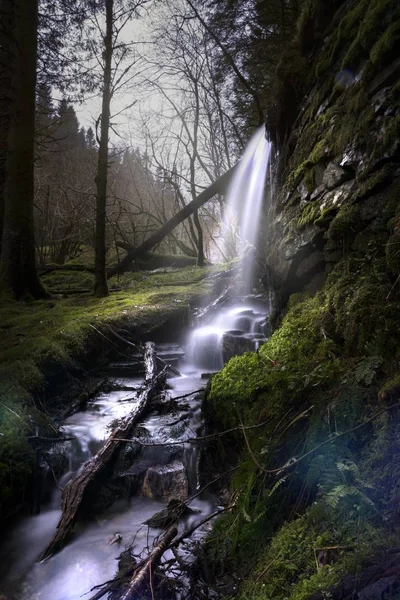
266;17;400;303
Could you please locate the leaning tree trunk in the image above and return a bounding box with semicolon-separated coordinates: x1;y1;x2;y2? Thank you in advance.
107;164;236;278
94;0;113;297
0;0;47;298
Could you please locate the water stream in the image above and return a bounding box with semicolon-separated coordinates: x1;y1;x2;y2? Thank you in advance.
0;347;219;600
0;126;273;599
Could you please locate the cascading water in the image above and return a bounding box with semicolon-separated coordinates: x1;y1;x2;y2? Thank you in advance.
188;127;272;373
223;125;272;293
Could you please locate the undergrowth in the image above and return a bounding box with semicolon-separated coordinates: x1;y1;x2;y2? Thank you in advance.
205;244;400;597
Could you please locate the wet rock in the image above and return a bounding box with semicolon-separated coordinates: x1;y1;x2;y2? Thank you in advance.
322;162;352;190
225;328;245;336
340;146;365;171
357;576;400;600
367;56;400;97
234;316;253;332
294;250;325;280
144;498;199;528
310;184;326;201
142;460;188;501
298;179;310;202
319;180;355;213
371;86;392;115
324;247;343;264
282;225;322;260
222;333;254;363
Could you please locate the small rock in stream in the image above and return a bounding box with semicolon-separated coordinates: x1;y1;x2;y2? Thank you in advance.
144;499;199;528
142;460;188;501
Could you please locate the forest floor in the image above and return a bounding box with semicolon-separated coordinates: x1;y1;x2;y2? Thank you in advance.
0;263;220;524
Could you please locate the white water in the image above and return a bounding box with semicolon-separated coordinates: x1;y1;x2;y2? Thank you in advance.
223;126;272;292
188;302;270;372
0;350;217;600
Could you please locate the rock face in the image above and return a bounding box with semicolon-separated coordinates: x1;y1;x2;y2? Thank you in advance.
142;460;189;501
222;333;255;362
267;45;400;302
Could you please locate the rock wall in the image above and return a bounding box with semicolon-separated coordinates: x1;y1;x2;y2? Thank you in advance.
267;0;400;301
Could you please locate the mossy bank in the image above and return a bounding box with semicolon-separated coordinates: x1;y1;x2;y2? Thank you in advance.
0;264;218;529
202;1;400;598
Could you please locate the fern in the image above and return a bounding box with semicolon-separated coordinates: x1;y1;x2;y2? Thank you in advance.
354;356;382;385
268;475;288;498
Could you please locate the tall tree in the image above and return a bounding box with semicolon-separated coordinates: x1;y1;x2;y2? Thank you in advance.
0;0;14;256
0;0;47;298
91;0;150;296
94;0;113;297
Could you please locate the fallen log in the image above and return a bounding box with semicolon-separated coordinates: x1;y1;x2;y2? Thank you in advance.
39;343;166;562
143;341;157;381
39;264;95;275
107;165;237;278
62;378;109;419
119;525;178;600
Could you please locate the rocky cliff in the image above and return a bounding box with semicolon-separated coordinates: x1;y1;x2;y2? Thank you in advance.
202;2;400;599
268;0;400;301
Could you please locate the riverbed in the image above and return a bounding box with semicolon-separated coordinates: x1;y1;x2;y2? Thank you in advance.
0;345;218;600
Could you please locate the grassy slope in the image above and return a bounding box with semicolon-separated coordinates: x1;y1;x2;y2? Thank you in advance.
0;265;217;523
201;1;400;598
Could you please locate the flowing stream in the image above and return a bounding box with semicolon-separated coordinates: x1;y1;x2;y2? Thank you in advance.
0;126;273;599
0;345;219;600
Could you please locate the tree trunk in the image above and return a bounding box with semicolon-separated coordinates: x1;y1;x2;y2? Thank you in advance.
0;0;14;256
0;0;47;299
107;164;236;278
193;209;204;266
94;0;113;297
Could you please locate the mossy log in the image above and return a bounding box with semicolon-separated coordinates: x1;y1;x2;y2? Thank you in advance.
39;343;166;561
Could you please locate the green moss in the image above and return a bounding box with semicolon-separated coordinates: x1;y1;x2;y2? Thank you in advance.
385;234;400;273
355;165;393;200
297;201;321;228
233;498;393;600
287;137;331;191
378;374;400;401
341;0;397;70
370;21;400;65
315;0;369;77
327;204;360;241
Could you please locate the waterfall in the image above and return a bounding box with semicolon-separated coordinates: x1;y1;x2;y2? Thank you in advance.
187;127;272;374
223;126;272;292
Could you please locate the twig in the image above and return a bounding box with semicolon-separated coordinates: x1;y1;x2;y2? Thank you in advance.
171;389;204;402
1;403;21;419
386;274;400;300
236;407;264;473
261;403;400;475
170;505;235;548
149;561;155;600
187;465;241;503
110;417;274;447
